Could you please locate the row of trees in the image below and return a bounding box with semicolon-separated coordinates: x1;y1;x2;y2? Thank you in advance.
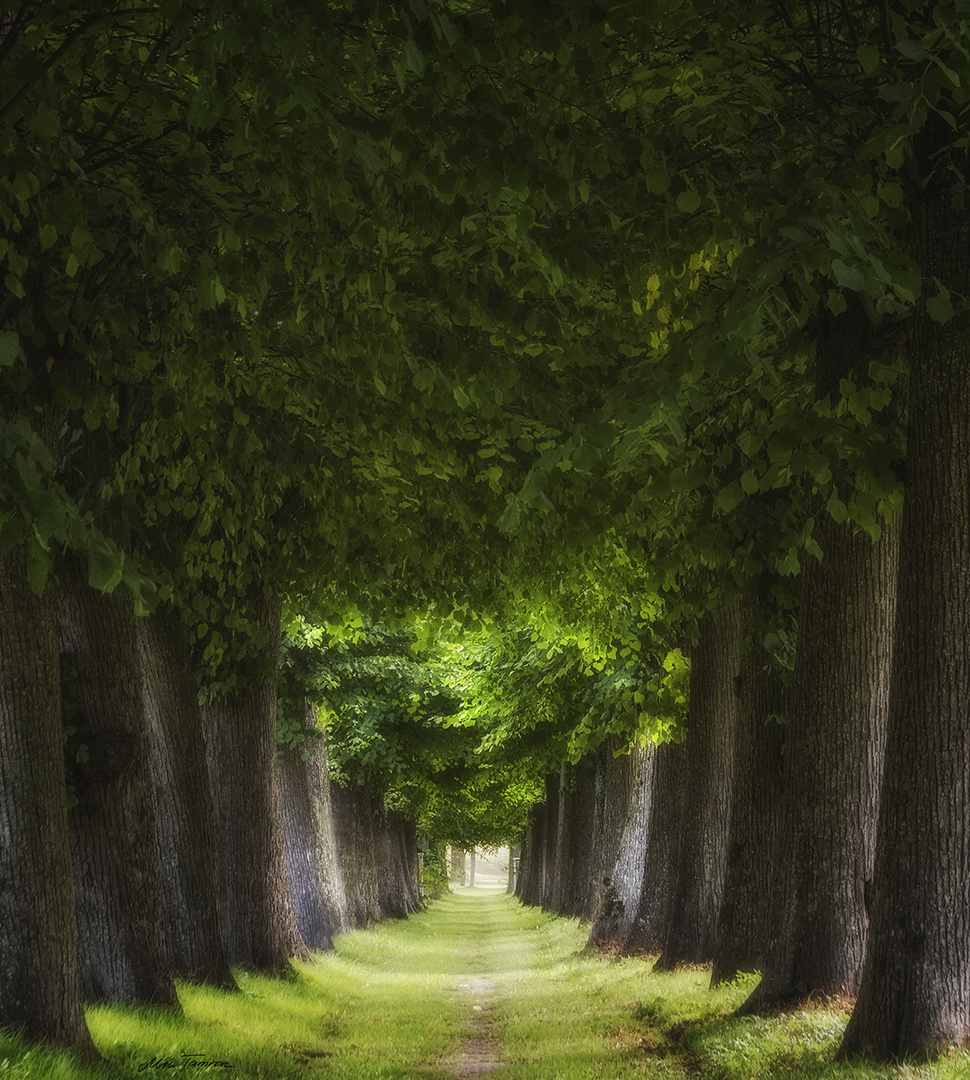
3;0;970;1066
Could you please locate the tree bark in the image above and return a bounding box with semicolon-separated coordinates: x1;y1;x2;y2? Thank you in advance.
0;540;94;1051
451;847;467;887
203;587;306;972
377;813;422;917
303;718;349;933
538;771;560;910
589;741;655;947
278;709;338;950
330;780;384;928
277;699;349;945
58;554;178;1007
841;152;970;1060
656;598;742;970
581;742;616;924
550;755;598;918
712;615;787;985
746;300;902;1012
747;512;897;1010
139;603;235;989
515;810;544;906
619;738;688;956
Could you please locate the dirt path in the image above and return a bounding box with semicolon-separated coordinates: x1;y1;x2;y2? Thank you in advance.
442;888;511;1077
449;974;504;1077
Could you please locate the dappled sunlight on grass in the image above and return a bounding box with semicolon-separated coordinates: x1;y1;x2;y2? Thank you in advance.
3;890;969;1079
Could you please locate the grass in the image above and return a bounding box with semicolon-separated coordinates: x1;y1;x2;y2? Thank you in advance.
2;890;969;1079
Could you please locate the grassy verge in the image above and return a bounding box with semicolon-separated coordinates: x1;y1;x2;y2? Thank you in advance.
2;890;968;1079
480;895;969;1080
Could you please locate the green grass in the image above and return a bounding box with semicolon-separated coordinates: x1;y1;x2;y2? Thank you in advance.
2;890;969;1079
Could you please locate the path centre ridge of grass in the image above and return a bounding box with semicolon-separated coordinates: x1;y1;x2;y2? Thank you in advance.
2;890;968;1078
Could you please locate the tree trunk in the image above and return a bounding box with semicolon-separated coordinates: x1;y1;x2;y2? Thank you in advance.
712;615;787;985
656;598;742;970
551;755;598;918
139;603;235;989
451;848;467;887
331;780;383;927
589;741;655;947
538;771;560;910
203;587;305;972
58;555;178;1007
841;155;970;1060
0;539;93;1051
620;738;688;956
277;701;349;950
747;512;897;1010
305;720;350;933
581;742;613;924
515;811;544;906
377;813;421;917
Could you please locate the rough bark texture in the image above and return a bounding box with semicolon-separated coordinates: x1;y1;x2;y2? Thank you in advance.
203;588;306;971
277;702;348;950
538;771;560;910
58;554;177;1007
549;756;598;918
581;742;620;924
377;812;422;918
0;540;93;1050
620;738;688;956
303;720;350;933
748;304;902;1011
841;154;970;1060
656;599;742;970
589;741;655;946
328;779;419;925
139;604;235;989
508;846;519;893
748;511;897;1010
515;809;544;907
330;780;384;928
712;621;787;985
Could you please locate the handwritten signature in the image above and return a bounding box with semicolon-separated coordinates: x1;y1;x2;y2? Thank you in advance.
137;1052;233;1072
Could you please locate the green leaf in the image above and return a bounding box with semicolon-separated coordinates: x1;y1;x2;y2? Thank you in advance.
831;259;865;291
857;44;881;74
827;493;848;524
895;39;926;61
715;483;743;514
676;188;701;214
27;544;51;595
0;330;21;367
644;164;670;194
879;83;914;103
404;38;425;75
926;288;954;324
88;543;125;592
27;107;60;138
0;512;28;557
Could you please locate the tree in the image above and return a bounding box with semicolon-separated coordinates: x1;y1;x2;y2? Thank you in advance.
203;586;306;972
276;697;349;949
711;595;788;986
0;537;93;1053
587;741;655;946
656;598;743;970
139;599;236;988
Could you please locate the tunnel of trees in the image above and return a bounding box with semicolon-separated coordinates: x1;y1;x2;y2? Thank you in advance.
2;0;970;1067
